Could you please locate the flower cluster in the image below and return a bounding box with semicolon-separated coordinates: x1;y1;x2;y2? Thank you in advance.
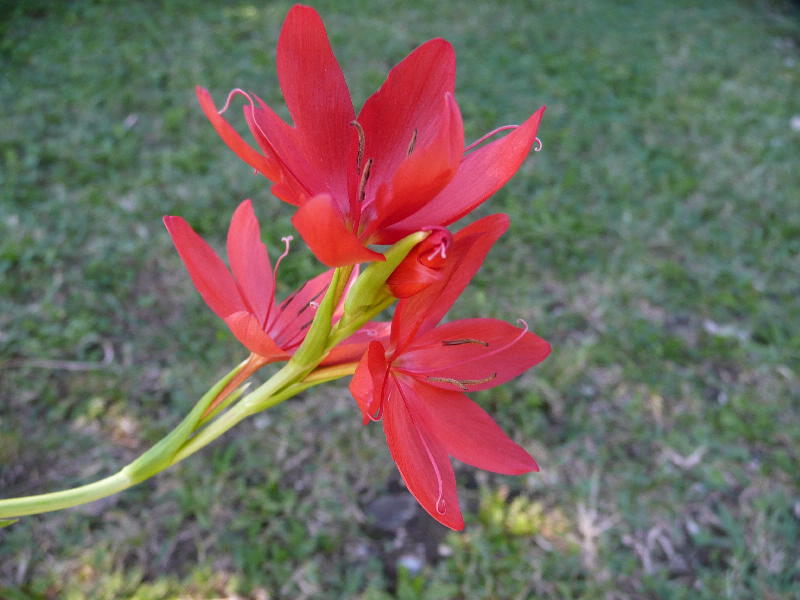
162;4;550;530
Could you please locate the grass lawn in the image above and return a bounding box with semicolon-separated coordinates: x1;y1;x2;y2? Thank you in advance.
1;0;799;598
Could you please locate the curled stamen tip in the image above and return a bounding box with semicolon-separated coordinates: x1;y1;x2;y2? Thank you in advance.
367;400;383;421
218;87;250;115
533;137;543;152
516;318;530;331
436;498;447;514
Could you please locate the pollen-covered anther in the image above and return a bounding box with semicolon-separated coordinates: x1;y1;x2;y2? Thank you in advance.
426;373;497;391
441;338;489;347
407;129;418;157
357;158;373;203
351;120;366;171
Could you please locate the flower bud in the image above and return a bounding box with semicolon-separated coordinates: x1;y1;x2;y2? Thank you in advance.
387;228;453;298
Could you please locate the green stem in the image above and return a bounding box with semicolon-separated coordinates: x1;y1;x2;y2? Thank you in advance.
0;259;391;521
0;361;244;519
0;470;133;519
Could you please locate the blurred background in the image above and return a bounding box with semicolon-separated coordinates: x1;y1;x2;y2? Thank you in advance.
1;0;799;598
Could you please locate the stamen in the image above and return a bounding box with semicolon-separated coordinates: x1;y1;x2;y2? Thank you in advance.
368;364;391;422
215;87;286;187
368;402;383;421
441;338;489;347
217;88;250;115
275;236;293;272
268;285;326;343
278;287;300;310
425;242;447;263
418;431;447;515
351;120;366;172
464;124;518;152
262;235;294;328
533;137;543;152
396;381;446;514
426;373;497;391
358;158;373;203
279;318;313;349
407;129;418;157
410;319;531;376
295;288;326;316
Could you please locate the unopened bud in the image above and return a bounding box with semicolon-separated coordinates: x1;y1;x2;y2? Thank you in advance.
387;228;453;298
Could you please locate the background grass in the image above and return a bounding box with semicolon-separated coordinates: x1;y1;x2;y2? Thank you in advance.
1;0;799;598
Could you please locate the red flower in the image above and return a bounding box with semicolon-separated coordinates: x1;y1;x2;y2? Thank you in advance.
164;199;385;365
197;4;545;267
349;215;551;529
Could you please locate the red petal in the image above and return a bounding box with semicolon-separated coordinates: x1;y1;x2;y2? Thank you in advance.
407;383;538;474
195;86;280;181
323;320;390;366
275;5;354;201
368;94;464;235
357;39;456;200
386;106;546;237
224;311;285;358
396;318;551;390
383;376;464;530
226;200;274;327
391;214;509;348
267;269;334;350
247;96;320;205
348;339;389;424
163;215;244;320
292;194;384;267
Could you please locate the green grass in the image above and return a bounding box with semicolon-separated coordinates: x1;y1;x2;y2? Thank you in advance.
2;0;800;597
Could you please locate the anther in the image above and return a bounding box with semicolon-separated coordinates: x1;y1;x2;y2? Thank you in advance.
533;137;543;152
295;288;326;315
351;120;366;172
358;158;373;203
407;129;418;157
441;338;489;347
426;373;497;391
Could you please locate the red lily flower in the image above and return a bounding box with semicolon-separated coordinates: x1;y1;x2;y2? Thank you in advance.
197;4;545;267
163;199;385;366
349;214;551;530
